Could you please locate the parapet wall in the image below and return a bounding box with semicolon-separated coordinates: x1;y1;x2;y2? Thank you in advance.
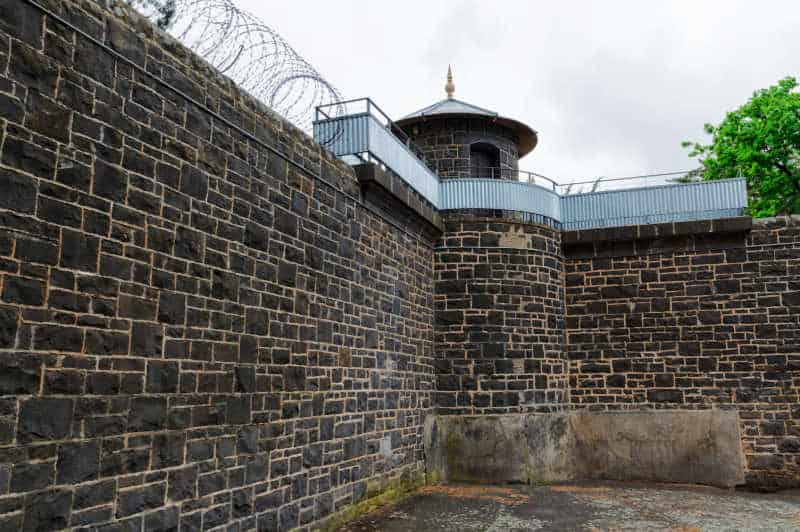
0;1;436;530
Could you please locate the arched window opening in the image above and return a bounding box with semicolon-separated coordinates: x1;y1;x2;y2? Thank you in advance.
470;142;501;179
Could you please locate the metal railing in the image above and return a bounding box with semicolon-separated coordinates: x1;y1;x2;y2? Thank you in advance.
443;166;560;191
560;178;748;230
314;99;749;230
440;178;560;222
314;98;439;205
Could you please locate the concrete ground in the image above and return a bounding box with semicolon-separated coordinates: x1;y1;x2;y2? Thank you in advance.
338;482;800;531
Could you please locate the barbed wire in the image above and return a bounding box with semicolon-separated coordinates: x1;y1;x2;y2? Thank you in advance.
126;0;343;132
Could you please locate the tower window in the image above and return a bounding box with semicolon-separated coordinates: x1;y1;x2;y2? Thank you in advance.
470;142;501;179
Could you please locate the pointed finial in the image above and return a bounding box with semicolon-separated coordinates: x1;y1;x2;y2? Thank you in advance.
445;65;455;99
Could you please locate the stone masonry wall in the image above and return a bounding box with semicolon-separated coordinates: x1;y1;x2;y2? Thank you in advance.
0;1;435;530
403;118;519;180
433;219;567;414
564;217;800;488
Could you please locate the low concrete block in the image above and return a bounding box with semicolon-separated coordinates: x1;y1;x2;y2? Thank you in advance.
425;410;745;488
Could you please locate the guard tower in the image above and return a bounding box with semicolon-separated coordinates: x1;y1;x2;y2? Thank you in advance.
395;67;538;180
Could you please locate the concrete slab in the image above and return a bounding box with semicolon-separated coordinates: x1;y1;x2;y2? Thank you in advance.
338;482;800;531
425;410;746;488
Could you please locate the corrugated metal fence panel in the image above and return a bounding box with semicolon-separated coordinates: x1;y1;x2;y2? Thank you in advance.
313;115;369;157
366;116;440;206
560;178;747;230
440;178;561;221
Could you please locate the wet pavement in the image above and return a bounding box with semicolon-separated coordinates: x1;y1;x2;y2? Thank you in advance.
338;482;800;531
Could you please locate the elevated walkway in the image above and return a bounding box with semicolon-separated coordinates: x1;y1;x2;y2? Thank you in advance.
314;99;748;230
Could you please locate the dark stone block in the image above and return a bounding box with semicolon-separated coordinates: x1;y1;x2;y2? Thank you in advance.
158;292;186;325
245;308;267;335
148;226;175;254
18;398;73;443
647;390;683;403
9;41;58;96
152;433;186;469
92;159;127;201
0;92;23;123
174;226;204;261
146;361;179;393
274;207;298;237
144;506;179;532
85;329;129;356
277;262;296;287
235;366;256;393
698;311;721;325
86;372;119;395
0;1;42;44
25;92;70;144
435;310;463;326
781;291;800;307
22;489;72;532
11;462;53;493
0;305;17;348
2;276;46;307
226;397;251;424
0;168;37;214
118;294;157;321
130;322;163;357
60;229;99;272
244;222;269;251
43;369;83;395
778;439;800;453
283;366;305;392
15;238;58;265
74;480;116;510
38;195;82;228
56;441;99;484
279;503;298;532
179;166;208;200
167;467;197;501
116;483;166;518
198;471;225;496
600;284;639;299
0;356;40;394
128;397;167;432
237;426;258;454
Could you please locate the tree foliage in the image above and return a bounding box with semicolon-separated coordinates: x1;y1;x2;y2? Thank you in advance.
683;77;800;217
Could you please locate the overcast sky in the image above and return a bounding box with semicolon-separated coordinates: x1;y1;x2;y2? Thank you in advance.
238;0;800;183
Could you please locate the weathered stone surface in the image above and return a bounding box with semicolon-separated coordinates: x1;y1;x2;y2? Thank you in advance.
56;441;100;484
18;398;74;443
426;411;746;488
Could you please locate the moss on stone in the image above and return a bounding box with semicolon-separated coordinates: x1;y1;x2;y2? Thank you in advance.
314;470;428;532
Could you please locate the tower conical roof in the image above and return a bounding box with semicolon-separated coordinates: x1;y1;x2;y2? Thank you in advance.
396;67;538;156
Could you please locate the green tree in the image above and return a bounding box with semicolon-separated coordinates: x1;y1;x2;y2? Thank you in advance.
683;76;800;217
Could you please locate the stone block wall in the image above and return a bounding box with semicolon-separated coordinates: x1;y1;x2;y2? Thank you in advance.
564;217;800;488
402;118;519;179
433;219;567;414
0;1;436;530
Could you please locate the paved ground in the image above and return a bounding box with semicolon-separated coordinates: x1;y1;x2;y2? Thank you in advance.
339;482;800;531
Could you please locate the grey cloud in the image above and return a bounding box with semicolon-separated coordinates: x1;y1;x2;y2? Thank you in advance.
239;0;800;183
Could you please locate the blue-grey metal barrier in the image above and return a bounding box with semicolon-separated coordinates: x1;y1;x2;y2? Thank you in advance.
314;100;749;230
440;178;561;222
560;178;748;230
314;99;440;206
